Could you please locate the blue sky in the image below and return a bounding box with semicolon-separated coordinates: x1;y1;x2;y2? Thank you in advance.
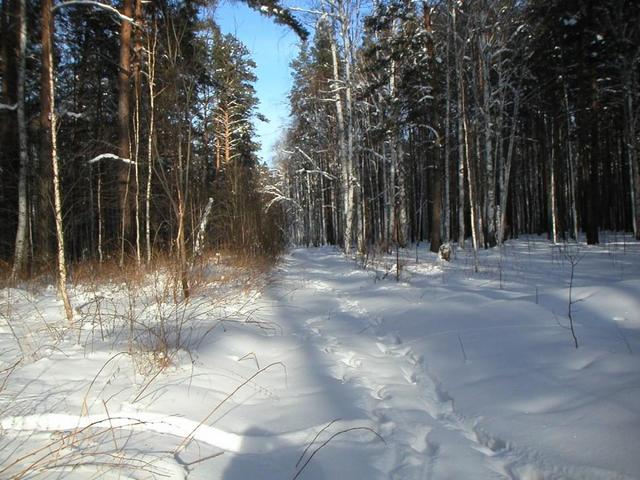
215;1;302;165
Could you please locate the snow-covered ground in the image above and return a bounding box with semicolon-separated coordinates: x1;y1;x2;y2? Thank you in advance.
1;235;639;479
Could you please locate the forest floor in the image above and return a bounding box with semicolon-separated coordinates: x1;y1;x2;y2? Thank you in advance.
1;234;639;479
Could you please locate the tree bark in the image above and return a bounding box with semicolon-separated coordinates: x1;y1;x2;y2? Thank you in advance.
11;0;28;278
132;0;143;265
429;162;443;253
145;22;156;263
37;0;55;268
443;1;452;243
461;82;479;271
549;117;559;243
44;2;73;321
343;13;356;255
623;74;639;239
564;84;579;240
118;0;133;264
328;22;352;253
479;34;496;247
497;90;519;245
454;6;465;248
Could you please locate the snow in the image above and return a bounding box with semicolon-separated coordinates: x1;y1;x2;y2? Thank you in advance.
87;153;136;165
1;235;640;479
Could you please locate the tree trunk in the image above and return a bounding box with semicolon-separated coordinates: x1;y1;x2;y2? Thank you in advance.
37;0;54;268
443;4;451;243
564;84;579;240
454;7;465;248
461;85;479;271
132;0;143;265
118;0;133;264
329;25;351;253
497;90;519;245
97;172;103;262
11;0;28;278
480;36;496;247
146;22;156;263
342;11;355;255
194;197;213;258
44;3;73;321
0;0;9;99
549;117;559;243
399;142;409;245
429;162;443;253
1;0;18;260
585;79;600;245
623;74;639;239
176;140;189;300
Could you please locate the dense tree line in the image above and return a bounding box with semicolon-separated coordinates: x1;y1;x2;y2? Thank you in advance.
277;0;640;258
2;0;639;304
1;0;306;307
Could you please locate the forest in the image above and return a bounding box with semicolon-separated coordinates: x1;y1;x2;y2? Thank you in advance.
1;0;639;295
1;1;640;478
279;0;640;256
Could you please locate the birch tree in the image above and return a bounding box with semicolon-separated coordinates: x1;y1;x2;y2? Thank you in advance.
11;0;28;278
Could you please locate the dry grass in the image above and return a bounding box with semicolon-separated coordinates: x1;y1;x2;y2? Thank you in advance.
1;247;284;478
0;259;11;287
0;357;286;479
0;416;173;479
68;248;280;374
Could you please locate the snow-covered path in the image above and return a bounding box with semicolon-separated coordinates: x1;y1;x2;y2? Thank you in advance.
2;239;640;479
269;249;515;479
261;245;639;479
234;244;640;480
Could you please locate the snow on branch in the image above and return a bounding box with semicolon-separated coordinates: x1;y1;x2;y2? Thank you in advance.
288;6;327;16
296;168;337;181
60;110;85;119
0;103;17;111
87;153;136;165
292;148;337;181
52;1;136;24
261;185;301;212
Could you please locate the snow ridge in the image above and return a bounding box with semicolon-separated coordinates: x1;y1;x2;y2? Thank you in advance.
0;412;374;455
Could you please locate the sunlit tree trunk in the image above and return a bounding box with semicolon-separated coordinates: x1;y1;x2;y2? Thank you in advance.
132;0;143;266
11;0;28;278
443;1;452;243
479;33;496;247
146;22;157;263
453;7;465;248
43;0;72;321
329;26;350;252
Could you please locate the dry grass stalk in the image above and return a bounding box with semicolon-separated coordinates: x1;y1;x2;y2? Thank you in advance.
174;361;287;454
292;426;385;480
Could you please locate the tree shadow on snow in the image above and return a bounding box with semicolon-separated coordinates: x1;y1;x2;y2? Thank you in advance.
222;427;326;480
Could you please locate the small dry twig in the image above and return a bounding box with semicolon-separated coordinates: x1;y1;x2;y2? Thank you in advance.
174;361;287;454
291;426;385;480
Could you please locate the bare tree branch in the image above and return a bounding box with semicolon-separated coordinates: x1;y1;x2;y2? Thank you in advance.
52;0;136;24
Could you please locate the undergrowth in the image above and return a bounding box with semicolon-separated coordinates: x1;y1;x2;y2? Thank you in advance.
0;249;283;478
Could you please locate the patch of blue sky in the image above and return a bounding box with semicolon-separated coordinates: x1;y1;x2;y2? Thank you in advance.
215;0;302;166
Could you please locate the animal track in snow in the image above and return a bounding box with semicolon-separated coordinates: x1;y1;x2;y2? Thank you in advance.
290;253;550;480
